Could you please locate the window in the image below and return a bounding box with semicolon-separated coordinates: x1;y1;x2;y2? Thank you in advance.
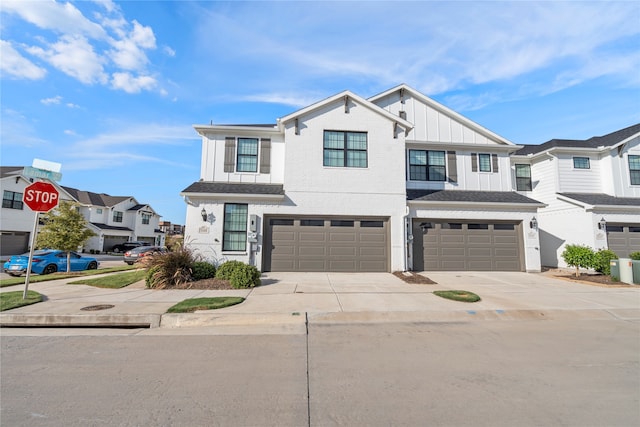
515;164;532;191
331;220;354;227
223;203;248;251
361;220;384;228
409;150;446;181
113;211;123;223
478;154;492;172
96;208;103;214
494;224;515;230
323;131;367;168
573;157;590;169
270;219;294;226
629;155;640;185
236;138;258;172
142;213;151;225
2;191;23;210
468;223;489;230
300;219;324;226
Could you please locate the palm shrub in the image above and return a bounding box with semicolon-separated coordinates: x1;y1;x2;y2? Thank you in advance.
145;266;159;288
215;260;247;280
146;246;195;289
593;249;618;276
561;244;595;277
192;261;216;281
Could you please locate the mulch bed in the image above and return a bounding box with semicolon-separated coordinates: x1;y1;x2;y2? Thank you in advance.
554;273;634;287
393;271;437;284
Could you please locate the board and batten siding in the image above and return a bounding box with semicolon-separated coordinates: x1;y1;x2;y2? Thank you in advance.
556;153;602;194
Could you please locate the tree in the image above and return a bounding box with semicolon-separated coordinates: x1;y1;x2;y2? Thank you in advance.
561;244;595;277
36;201;96;272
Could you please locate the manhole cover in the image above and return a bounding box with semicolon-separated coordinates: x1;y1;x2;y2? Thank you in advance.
81;304;115;311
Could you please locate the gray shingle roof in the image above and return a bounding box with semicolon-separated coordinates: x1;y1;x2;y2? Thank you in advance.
62;186;129;207
407;189;543;205
516;123;640;155
0;166;24;179
90;223;132;231
182;182;285;196
558;193;640;207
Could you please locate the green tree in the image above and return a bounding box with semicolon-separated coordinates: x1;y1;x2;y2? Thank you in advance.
561;244;595;277
36;201;96;272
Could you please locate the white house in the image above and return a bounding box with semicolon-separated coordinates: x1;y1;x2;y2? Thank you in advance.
512;124;640;266
182;85;544;272
0;167;164;255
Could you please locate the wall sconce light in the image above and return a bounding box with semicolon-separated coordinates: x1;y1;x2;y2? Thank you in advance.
201;208;208;222
598;217;606;231
529;216;538;230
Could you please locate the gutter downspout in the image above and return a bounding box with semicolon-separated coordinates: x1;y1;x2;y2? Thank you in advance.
403;205;410;272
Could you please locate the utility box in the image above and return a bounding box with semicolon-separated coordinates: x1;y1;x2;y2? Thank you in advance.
619;258;633;285
632;260;640;285
610;259;620;281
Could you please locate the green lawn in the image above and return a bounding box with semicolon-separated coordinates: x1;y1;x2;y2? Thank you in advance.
167;297;245;313
68;270;147;288
0;290;43;311
433;290;481;303
1;265;138;288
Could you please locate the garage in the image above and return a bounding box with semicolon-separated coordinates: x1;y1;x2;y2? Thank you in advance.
412;220;523;271
606;224;640;258
263;217;389;272
0;231;30;256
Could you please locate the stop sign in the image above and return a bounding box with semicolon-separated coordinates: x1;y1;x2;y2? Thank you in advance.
23;181;59;212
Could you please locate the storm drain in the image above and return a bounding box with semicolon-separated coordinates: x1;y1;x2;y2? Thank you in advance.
81;304;115;311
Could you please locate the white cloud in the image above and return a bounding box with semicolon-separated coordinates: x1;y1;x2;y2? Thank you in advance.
163;46;176;57
111;72;157;93
64;129;77;136
27;35;108;84
41;95;62;105
0;40;47;80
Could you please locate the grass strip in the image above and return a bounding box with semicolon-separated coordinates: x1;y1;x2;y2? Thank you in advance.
68;270;147;288
167;297;245;313
433;290;481;303
0;290;43;311
1;265;138;288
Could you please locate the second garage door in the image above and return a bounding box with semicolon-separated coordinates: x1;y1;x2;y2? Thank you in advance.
263;217;389;272
606;224;640;258
413;220;523;271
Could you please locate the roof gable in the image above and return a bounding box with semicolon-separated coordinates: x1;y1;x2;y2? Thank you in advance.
62;186;130;207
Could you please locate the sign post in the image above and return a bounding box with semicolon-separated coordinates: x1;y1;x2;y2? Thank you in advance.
22;181;59;299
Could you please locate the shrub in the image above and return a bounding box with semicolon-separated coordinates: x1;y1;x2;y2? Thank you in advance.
145;266;159;288
630;252;640;261
146;246;195;289
229;263;261;289
593;249;618;275
215;260;247;280
192;261;216;281
561;244;595;277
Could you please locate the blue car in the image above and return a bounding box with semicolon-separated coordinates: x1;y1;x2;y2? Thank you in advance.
3;250;99;276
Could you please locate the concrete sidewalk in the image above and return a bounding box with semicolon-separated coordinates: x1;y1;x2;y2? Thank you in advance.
1;271;639;329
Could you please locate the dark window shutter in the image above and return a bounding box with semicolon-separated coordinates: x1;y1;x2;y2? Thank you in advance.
447;151;457;183
492;153;499;173
471;153;477;172
224;137;236;172
260;138;271;174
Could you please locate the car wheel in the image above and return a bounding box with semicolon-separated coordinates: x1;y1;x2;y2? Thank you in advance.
126;262;134;265
88;261;98;270
8;272;22;277
43;264;58;275
113;248;121;253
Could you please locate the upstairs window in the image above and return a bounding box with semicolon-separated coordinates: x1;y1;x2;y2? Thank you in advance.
2;191;23;210
236;138;259;172
515;164;532;191
409;150;446;181
478;153;492;172
323;131;367;168
573;157;590;169
223;203;248;251
471;153;499;173
141;213;151;225
630;155;640;185
113;211;123;223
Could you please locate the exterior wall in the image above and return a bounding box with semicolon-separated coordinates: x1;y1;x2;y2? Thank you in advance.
1;177;39;234
408;205;541;272
555;153;603;193
612;137;640;197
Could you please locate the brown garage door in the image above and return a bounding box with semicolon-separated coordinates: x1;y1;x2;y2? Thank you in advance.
0;231;30;255
413;220;523;271
263;217;389;272
607;224;640;258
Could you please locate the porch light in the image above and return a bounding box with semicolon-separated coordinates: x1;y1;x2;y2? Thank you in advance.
529;216;538;230
598;217;606;231
201;208;208;222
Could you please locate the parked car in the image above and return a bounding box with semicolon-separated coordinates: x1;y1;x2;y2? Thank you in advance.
123;246;167;265
111;241;150;253
3;250;99;276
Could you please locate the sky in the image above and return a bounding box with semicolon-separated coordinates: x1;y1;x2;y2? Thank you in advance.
1;1;639;225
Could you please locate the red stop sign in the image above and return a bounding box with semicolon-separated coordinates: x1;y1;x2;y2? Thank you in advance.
23;181;59;212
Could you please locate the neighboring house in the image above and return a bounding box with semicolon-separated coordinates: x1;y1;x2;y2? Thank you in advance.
512;124;640;267
159;221;185;236
181;84;544;273
0;166;164;255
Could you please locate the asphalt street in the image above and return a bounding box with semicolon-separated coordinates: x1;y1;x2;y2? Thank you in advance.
2;318;638;427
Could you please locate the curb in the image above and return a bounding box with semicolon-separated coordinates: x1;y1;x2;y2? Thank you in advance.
160;312;306;328
0;313;161;328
